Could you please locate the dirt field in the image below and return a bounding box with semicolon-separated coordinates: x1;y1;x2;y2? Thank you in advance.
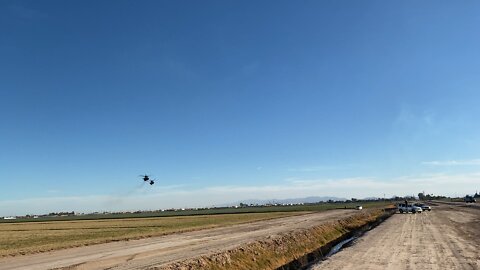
0;209;356;270
311;202;480;270
0;212;301;257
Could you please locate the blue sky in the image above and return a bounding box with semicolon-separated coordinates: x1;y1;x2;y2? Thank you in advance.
1;1;480;215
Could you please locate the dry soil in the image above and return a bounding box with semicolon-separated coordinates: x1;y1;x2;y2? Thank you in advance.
311;202;480;270
0;209;356;270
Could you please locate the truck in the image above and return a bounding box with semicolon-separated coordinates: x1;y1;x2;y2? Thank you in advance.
414;203;432;211
397;203;422;213
465;195;476;203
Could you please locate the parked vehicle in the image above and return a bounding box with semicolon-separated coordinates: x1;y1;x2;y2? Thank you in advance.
397;203;422;213
465;195;476;203
414;203;432;211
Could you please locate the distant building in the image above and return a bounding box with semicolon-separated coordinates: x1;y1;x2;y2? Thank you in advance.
4;216;16;220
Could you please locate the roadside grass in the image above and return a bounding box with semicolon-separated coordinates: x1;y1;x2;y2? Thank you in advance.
224;209;391;270
0;212;300;257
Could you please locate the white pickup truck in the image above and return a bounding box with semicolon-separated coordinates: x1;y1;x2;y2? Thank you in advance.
397;203;422;214
414;203;432;211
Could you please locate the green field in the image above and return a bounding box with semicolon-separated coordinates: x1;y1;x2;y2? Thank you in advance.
0;201;390;223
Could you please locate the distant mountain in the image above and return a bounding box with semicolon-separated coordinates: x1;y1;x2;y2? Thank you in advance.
363;197;380;200
222;196;347;207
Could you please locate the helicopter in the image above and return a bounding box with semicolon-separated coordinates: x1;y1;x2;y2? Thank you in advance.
139;174;155;185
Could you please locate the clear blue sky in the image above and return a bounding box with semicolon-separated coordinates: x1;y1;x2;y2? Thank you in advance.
1;1;480;215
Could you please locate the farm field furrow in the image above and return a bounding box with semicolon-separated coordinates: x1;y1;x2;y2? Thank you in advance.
0;212;301;257
0;209;357;270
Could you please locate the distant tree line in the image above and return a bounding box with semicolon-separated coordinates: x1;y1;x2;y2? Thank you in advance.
417;193;447;200
47;211;75;216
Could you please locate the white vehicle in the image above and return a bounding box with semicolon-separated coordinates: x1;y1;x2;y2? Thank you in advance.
414;203;432;211
397;203;422;214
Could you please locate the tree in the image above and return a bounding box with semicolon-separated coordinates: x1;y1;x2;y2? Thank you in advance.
418;192;426;200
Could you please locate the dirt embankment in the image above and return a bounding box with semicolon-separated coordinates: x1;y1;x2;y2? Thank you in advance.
154;209;393;270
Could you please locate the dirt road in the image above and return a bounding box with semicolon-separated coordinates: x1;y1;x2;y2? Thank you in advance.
312;202;480;270
0;209;355;270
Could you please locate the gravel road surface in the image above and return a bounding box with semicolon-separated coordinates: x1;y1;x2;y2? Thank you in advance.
312;202;480;270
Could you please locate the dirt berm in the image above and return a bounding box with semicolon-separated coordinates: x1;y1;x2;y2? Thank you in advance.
154;208;394;270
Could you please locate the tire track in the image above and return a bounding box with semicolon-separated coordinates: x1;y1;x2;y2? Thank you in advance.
312;204;479;270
